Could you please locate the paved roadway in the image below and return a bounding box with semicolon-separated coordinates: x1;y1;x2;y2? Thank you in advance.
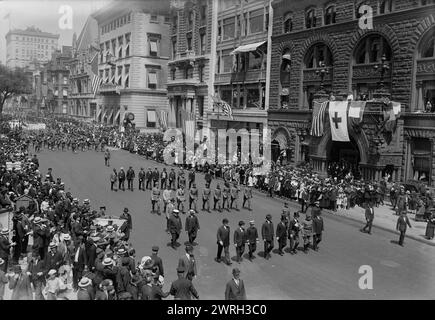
37;148;435;300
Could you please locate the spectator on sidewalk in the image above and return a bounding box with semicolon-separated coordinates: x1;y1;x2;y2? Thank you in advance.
425;213;435;240
396;211;412;247
361;203;374;235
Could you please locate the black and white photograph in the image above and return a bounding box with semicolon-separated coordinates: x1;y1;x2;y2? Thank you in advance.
0;0;434;307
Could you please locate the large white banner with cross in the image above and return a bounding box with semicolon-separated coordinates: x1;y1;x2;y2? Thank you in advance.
328;101;350;142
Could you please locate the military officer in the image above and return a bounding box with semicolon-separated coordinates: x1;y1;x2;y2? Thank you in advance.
162;185;172;214
230;183;240;211
213;184;222;212
168;210;182;249
168;168;176;189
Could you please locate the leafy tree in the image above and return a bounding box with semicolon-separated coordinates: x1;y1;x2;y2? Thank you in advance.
0;64;31;114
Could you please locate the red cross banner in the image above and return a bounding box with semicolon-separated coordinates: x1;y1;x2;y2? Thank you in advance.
328;101;350;142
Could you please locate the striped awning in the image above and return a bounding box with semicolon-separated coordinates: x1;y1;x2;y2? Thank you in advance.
96;107;102;119
107;110;114;122
102;110;107;119
114;110;120;123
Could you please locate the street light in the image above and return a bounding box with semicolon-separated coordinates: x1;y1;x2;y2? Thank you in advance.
373;54;390;90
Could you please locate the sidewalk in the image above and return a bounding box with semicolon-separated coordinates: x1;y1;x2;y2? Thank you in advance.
250;188;435;247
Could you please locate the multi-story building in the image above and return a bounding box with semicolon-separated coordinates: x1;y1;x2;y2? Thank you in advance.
68;17;100;120
209;0;273;152
92;0;171;131
45;46;72;114
5;26;59;69
268;0;435;186
167;0;214;135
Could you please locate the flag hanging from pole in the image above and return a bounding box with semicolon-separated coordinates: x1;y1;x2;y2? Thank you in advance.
328;101;350;142
310;100;328;137
91;74;103;97
348;101;366;130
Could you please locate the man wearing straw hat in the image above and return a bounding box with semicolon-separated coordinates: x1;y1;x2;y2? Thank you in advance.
0;227;15;273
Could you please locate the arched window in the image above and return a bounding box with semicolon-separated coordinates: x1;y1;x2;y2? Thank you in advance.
419;28;435;58
380;0;393;14
416;27;435;112
305;43;333;68
354;34;392;64
283;12;293;33
324;5;336;25
305;9;316;29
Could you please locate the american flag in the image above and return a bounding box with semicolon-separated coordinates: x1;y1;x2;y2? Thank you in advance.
91;74;103;97
157;110;168;131
310;100;328;137
211;95;234;120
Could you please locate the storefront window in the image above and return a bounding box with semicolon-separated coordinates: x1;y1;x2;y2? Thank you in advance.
247;87;260;108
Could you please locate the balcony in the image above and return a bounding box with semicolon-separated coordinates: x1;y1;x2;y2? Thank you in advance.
268;109;313;122
403;112;435;129
303;67;333;83
215;69;267;85
416;58;435;79
352;63;391;81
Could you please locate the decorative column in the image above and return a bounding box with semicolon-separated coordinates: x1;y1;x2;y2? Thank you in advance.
303;86;308;109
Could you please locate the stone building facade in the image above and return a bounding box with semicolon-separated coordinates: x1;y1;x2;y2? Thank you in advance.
268;0;435;186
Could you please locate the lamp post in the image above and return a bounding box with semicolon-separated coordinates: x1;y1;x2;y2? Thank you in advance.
316;61;329;92
373;54;391;100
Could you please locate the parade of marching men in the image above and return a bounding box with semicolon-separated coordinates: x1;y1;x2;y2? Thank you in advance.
0;0;435;302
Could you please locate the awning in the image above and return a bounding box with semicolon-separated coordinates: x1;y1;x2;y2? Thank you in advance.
147;110;156;122
150;41;158;53
230;41;266;55
282;53;291;60
96;107;102;119
107;110;114;122
148;73;157;85
102;110;107;119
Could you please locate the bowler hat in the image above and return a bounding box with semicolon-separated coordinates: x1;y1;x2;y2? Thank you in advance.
152;246;159;252
232;268;241;275
177;266;185;273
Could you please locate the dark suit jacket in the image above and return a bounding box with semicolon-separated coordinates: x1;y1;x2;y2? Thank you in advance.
312;216;324;234
233;228;246;246
396;215;412;232
185;215;200;233
0;236;11;259
225;278;246;300
177;255;197;278
276;222;287;239
151;254;164;277
170;278;199;300
72;245;88;271
85;244;97;270
261;221;274;241
365;207;374;221
246;226;258;243
217;225;230;246
168;215;182;234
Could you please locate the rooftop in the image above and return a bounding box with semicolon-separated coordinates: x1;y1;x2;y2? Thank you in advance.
6;26;60;39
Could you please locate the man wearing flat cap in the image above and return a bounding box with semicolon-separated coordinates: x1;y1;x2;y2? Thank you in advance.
225;268;246;300
262;214;274;260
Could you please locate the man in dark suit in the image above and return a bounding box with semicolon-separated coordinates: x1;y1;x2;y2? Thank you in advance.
262;214;274;260
150;246;164;277
118;167;126;191
169;168;176;190
312;207;324;251
138;168;146;191
169;266;199;300
28;251;46;300
177;245;197;281
233;220;246;263
185;210;200;245
45;242;63;271
225;268;246;300
396;211;412;246
361;203;374;234
152;168;160;189
85;238;97;271
276;215;288;255
72;237;88;290
246;220;258;260
216;218;231;265
146;168;153;190
126;166;135;191
168;210;182;249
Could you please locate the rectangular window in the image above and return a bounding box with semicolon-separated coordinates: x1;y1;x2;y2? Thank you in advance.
150;40;158;56
150;15;158;22
198;96;204;117
222;50;233;73
220;89;232;105
249;9;264;34
147;110;156;127
247;87;260;108
223;17;235;40
199;65;204;82
148;72;157;89
199;32;206;55
185;66;194;79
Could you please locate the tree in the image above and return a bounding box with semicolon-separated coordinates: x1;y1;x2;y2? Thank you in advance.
0;64;31;114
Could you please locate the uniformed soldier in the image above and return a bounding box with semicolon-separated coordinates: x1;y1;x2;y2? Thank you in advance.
213;184;222;212
162;185;172;214
246;220;258;260
222;183;230;212
152;168;160;188
302;213;313;253
176;185;186;214
189;183;198;212
168;168;176;189
185;210;200;245
138;168;145;191
202;183;211;212
288;212;301;255
151;183;161;214
230;183;240;211
242;186;253;211
160;168;168;190
118;167;126;191
145;168;153;190
127;166;135;191
234;221;246;263
276;215;288;255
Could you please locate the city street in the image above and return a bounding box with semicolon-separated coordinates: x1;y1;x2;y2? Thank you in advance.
34;148;435;300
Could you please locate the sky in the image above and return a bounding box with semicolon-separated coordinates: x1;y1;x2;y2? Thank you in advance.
0;0;112;64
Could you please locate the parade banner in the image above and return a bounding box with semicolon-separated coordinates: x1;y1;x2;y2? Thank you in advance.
6;161;22;171
328;101;350;142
